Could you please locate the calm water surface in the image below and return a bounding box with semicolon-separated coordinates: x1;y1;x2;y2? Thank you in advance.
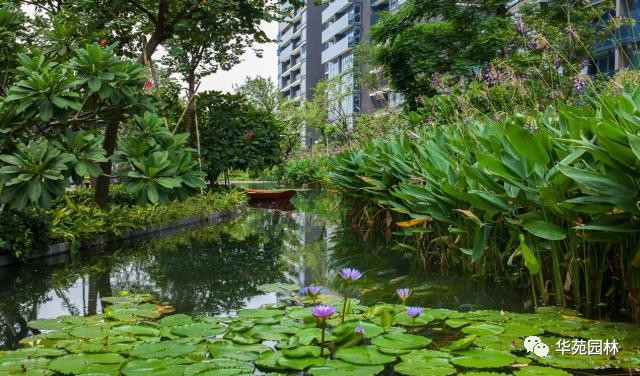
0;190;533;349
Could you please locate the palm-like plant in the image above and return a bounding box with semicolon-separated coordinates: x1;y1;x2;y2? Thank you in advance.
0;139;73;209
53;129;107;184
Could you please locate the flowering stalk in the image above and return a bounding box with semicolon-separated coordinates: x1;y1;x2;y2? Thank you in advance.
397;288;411;306
407;306;423;333
339;268;362;323
311;305;335;357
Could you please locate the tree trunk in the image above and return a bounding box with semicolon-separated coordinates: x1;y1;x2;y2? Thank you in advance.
137;30;165;65
184;75;197;145
94;121;119;207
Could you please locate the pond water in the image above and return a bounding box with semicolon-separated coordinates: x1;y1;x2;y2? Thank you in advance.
0;190;538;351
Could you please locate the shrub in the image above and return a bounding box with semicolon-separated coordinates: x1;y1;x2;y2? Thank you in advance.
0;207;51;259
274;155;332;187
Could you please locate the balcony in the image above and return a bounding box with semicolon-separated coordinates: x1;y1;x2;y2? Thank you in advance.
322;10;352;43
322;36;351;64
279;43;293;61
322;0;353;24
371;0;389;6
280;26;294;44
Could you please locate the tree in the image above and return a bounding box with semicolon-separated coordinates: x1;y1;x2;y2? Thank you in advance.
197;91;283;183
233;76;284;113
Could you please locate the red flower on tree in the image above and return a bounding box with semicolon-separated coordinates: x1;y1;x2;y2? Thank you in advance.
245;131;256;139
99;39;108;46
142;81;154;94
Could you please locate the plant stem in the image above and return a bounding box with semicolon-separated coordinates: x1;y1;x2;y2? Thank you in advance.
412;317;416;333
341;286;349;323
320;319;326;357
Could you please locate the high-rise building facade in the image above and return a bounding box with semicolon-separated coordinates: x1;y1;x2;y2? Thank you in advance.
591;0;640;74
278;0;406;145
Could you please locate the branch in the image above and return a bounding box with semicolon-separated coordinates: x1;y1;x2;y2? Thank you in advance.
126;0;159;25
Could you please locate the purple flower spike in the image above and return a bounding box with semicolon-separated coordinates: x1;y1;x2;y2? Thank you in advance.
565;26;577;39
311;305;336;319
340;268;363;282
573;75;586;93
355;326;365;335
516;17;527;35
397;288;411;301
407;306;424;318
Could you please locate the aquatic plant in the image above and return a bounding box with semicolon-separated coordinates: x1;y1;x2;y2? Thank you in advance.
339;268;362;323
407;306;424;332
7;289;640;375
310;304;336;356
397;288;411;305
301;285;323;304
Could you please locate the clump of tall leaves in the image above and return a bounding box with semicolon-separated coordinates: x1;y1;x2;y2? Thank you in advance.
331;88;640;315
114;112;205;204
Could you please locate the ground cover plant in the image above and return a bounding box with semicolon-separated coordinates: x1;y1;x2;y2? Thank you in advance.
4;276;640;375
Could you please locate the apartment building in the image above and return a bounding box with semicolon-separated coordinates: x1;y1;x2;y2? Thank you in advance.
278;0;408;145
591;0;640;73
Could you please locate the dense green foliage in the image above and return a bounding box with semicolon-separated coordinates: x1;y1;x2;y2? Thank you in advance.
331;89;640;312
0;208;50;260
3;290;639;374
274;155;332;187
198;91;283;183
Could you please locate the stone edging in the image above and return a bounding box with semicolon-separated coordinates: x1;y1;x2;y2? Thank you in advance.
0;206;244;267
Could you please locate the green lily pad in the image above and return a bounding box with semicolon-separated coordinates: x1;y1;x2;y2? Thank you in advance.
104;305;160;322
424;308;463;320
171;323;226;338
442;335;477;351
47;353;125;374
121;358;193;376
371;333;431;349
394;356;455;376
68;325;109;339
401;349;453;360
27;319;65;331
237;308;285;319
451;348;516;368
129;341;197;359
159;314;193;328
332;321;384;339
111;324;160;337
335;346;397;365
0;348;67;359
393;312;434;326
295;328;335;345
377;347;412;355
282;346;321;358
514;365;571;376
473;335;522;351
445;319;470;329
208;341;270;361
533;354;613;369
277;355;327;370
308;359;383;376
461;323;505;336
248;325;299;341
101;294;154;305
184;358;253;376
254;351;287;371
502;323;543;338
228;320;254;333
0;357;51;374
257;283;300;293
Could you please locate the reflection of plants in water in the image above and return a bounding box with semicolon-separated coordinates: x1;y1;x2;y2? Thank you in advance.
291;191;343;224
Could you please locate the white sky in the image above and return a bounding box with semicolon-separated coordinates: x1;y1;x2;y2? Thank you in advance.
199;21;279;93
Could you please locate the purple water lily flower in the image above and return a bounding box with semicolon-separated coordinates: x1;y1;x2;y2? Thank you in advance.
407;306;424;318
355;326;365;335
339;268;363;282
302;285;322;296
311;305;336;319
397;288;411;302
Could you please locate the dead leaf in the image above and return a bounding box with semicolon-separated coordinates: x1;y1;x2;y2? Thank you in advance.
397;218;430;228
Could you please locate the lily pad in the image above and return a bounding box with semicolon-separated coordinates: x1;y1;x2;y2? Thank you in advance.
514;365;571;376
69;325;109;339
129;341;197;359
277;355;327;370
47;353;125;374
171;323;226;338
393;312;434;326
184;358;253;376
371;333;431;350
333;321;384;339
237;308;285;319
121;358;193;376
502;323;543;338
282;346;321;358
254;351;287;371
473;335;521;351
111;324;160;337
208;341;270;361
27;319;65;331
394;356;455;376
461;323;505;336
424;308;463;320
295;328;335;345
308;359;383;376
451;348;516;368
442;335;477;351
445;319;469;329
159;314;193;328
335;346;397;365
0;358;51;375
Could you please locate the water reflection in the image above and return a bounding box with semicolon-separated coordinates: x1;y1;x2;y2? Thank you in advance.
0;190;531;349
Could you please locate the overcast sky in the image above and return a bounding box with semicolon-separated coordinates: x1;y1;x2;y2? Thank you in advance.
199;21;279;93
